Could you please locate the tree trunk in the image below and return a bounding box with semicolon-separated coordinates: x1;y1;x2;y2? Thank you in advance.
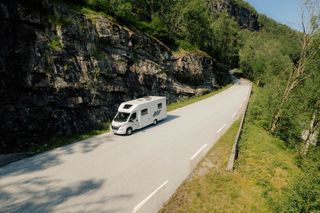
270;81;293;133
301;109;319;156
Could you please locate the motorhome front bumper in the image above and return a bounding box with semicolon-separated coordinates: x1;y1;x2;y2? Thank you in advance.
111;125;126;134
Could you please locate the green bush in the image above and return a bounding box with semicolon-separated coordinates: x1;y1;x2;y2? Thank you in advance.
281;148;320;212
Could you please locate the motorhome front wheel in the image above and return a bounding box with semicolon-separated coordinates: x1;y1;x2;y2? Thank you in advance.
126;127;133;135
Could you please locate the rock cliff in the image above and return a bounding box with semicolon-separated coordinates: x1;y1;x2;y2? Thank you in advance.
0;0;230;152
207;0;260;31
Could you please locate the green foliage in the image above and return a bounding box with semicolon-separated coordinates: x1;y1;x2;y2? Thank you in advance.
210;12;242;67
240;30;294;83
239;13;318;146
91;47;105;60
137;14;175;45
175;40;198;51
240;29;301;144
87;0;110;12
169;1;242;67
48;37;62;50
281;148;320;212
258;15;301;61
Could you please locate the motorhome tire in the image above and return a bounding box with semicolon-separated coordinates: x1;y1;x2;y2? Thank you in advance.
126;127;133;135
153;119;158;125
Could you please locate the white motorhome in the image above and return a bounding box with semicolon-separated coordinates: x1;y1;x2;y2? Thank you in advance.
111;96;167;135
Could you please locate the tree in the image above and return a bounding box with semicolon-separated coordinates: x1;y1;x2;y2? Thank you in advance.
270;0;320;133
300;35;320;155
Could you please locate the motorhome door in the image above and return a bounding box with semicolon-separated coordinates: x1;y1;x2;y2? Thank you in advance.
129;112;139;130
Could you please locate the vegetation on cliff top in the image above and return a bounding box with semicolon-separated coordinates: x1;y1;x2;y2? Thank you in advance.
62;0;245;68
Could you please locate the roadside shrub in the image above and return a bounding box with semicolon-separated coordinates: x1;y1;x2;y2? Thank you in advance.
281;148;320;212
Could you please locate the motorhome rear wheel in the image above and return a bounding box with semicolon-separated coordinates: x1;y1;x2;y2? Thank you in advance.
153;119;158;125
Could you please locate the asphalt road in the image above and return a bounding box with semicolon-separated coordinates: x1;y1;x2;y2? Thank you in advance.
0;80;251;213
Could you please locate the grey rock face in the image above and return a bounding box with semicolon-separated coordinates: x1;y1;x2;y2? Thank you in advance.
0;0;230;153
207;0;260;31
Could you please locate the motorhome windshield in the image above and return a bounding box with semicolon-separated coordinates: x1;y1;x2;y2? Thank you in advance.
114;112;130;122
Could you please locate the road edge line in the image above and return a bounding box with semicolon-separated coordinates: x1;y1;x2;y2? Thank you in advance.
132;180;169;213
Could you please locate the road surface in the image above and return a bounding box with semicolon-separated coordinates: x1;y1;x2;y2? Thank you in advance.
0;80;251;213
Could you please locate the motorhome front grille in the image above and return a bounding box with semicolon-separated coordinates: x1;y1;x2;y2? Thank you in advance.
112;125;119;130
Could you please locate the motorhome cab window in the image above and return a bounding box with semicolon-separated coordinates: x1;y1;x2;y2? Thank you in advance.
114;112;130;122
141;109;148;116
158;103;162;109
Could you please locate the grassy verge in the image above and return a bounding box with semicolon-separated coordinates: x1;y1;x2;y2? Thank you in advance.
30;84;232;153
161;87;301;213
167;84;232;112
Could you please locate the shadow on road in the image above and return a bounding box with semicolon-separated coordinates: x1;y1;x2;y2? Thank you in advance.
0;134;115;176
0;176;132;212
132;114;180;134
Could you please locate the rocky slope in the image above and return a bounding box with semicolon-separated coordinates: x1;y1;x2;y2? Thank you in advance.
208;0;259;31
0;0;231;152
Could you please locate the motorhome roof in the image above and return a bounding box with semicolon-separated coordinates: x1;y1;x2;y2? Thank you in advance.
123;96;165;106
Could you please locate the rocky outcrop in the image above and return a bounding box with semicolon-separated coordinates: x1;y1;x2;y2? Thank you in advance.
0;0;230;153
207;0;260;31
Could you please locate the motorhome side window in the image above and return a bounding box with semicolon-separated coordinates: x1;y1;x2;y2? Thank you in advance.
141;109;148;116
158;103;162;109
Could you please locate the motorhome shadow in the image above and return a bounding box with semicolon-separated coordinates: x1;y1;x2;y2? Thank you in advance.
111;96;167;135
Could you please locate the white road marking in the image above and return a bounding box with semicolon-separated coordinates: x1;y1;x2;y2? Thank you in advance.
216;124;227;134
190;144;208;161
132;180;169;213
231;112;237;119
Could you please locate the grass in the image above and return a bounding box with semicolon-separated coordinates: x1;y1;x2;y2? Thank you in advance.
172;47;212;58
161;87;301;213
167;84;232;112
